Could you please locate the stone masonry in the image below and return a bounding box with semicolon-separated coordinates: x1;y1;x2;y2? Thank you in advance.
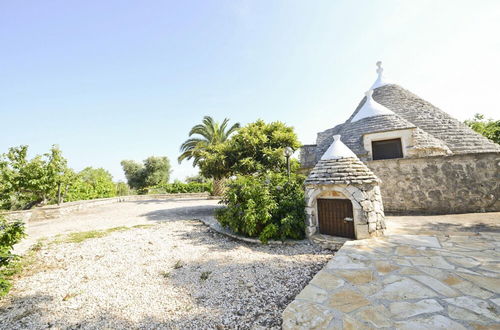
305;152;386;239
283;232;500;329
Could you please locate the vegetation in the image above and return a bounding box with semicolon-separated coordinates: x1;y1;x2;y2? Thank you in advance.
199;119;306;243
216;172;306;243
178;116;240;195
116;182;132;196
197;120;301;179
0;145;70;210
121;156;171;192
55;226;130;244
148;181;212;194
0;216;26;296
465;113;500;144
200;271;211;281
65;167;117;202
0;145;122;210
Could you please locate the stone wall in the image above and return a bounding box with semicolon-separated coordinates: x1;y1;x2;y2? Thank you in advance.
365;152;500;214
2;193;211;223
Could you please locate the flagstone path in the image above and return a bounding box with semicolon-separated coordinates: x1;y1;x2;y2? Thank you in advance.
283;232;500;329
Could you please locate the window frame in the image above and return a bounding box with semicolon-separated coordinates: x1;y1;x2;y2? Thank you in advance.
371;138;404;160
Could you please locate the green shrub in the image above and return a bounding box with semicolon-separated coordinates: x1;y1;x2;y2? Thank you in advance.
216;172;306;243
148;182;212;195
0;216;26;296
64;167;117;202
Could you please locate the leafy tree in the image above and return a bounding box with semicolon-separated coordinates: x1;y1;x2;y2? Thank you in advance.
0;216;26;296
143;157;171;187
197;120;301;179
465;113;500;144
120;160;145;190
116;182;131;196
0;145;69;210
120;156;171;191
65;167;117;202
178;116;240;195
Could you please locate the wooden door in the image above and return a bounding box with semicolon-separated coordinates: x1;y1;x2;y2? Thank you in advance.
317;199;354;238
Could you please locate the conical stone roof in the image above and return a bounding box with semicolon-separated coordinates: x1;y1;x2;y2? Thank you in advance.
306;135;379;185
351;90;394;122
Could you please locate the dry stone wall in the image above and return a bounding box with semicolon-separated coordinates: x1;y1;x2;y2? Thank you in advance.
2;193;211;223
366;152;500;214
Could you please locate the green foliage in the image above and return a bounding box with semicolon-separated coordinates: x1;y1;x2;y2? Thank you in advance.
65;167;117;202
55;226;130;244
216;172;306;243
115;182;131;196
0;145;69;210
178;116;240;166
121;156;171;191
197;120;301;179
465;113;500;144
0;146;120;210
178;116;240;196
185;174;209;183
148;181;212;194
0;216;26;296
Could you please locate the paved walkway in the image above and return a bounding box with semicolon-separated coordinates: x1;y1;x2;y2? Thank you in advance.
283;232;500;329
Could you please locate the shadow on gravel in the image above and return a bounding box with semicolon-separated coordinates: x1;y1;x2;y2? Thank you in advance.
130;198;217;205
140;205;223;222
0;298;215;330
141;205;318;256
0;293;54;328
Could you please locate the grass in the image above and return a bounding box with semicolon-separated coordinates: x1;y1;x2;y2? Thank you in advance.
160;271;171;279
132;224;155;229
173;260;183;269
62;291;81;301
55;226;131;244
200;271;211;281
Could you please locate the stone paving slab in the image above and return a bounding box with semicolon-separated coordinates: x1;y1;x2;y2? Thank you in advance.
283;232;500;329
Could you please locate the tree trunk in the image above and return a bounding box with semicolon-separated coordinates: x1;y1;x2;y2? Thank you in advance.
57;183;62;205
212;178;226;196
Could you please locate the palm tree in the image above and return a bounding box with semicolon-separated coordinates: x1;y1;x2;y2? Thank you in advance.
178;116;240;195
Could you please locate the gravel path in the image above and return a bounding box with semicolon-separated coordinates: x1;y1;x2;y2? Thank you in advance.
1;220;331;329
15;198;221;255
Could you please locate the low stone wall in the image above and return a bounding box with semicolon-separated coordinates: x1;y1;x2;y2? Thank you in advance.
2;193;211;223
366;152;500;214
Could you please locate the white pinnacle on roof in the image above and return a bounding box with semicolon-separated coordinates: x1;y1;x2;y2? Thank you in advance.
351;89;395;122
370;61;391;89
321;135;357;160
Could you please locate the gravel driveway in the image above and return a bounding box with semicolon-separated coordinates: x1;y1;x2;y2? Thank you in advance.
2;200;331;329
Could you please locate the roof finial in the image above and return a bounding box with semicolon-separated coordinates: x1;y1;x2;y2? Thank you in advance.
371;60;389;89
365;89;373;99
376;61;383;75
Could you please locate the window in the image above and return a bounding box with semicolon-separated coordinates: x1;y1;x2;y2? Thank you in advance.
372;138;403;160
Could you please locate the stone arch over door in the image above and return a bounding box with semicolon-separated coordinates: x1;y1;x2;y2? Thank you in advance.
305;184;384;239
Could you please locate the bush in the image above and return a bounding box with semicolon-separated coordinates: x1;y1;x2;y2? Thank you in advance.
64;167;117;202
0;216;26;296
148;182;212;195
216;172;306;243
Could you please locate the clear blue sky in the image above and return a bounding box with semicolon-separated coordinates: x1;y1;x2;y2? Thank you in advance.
1;0;499;181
